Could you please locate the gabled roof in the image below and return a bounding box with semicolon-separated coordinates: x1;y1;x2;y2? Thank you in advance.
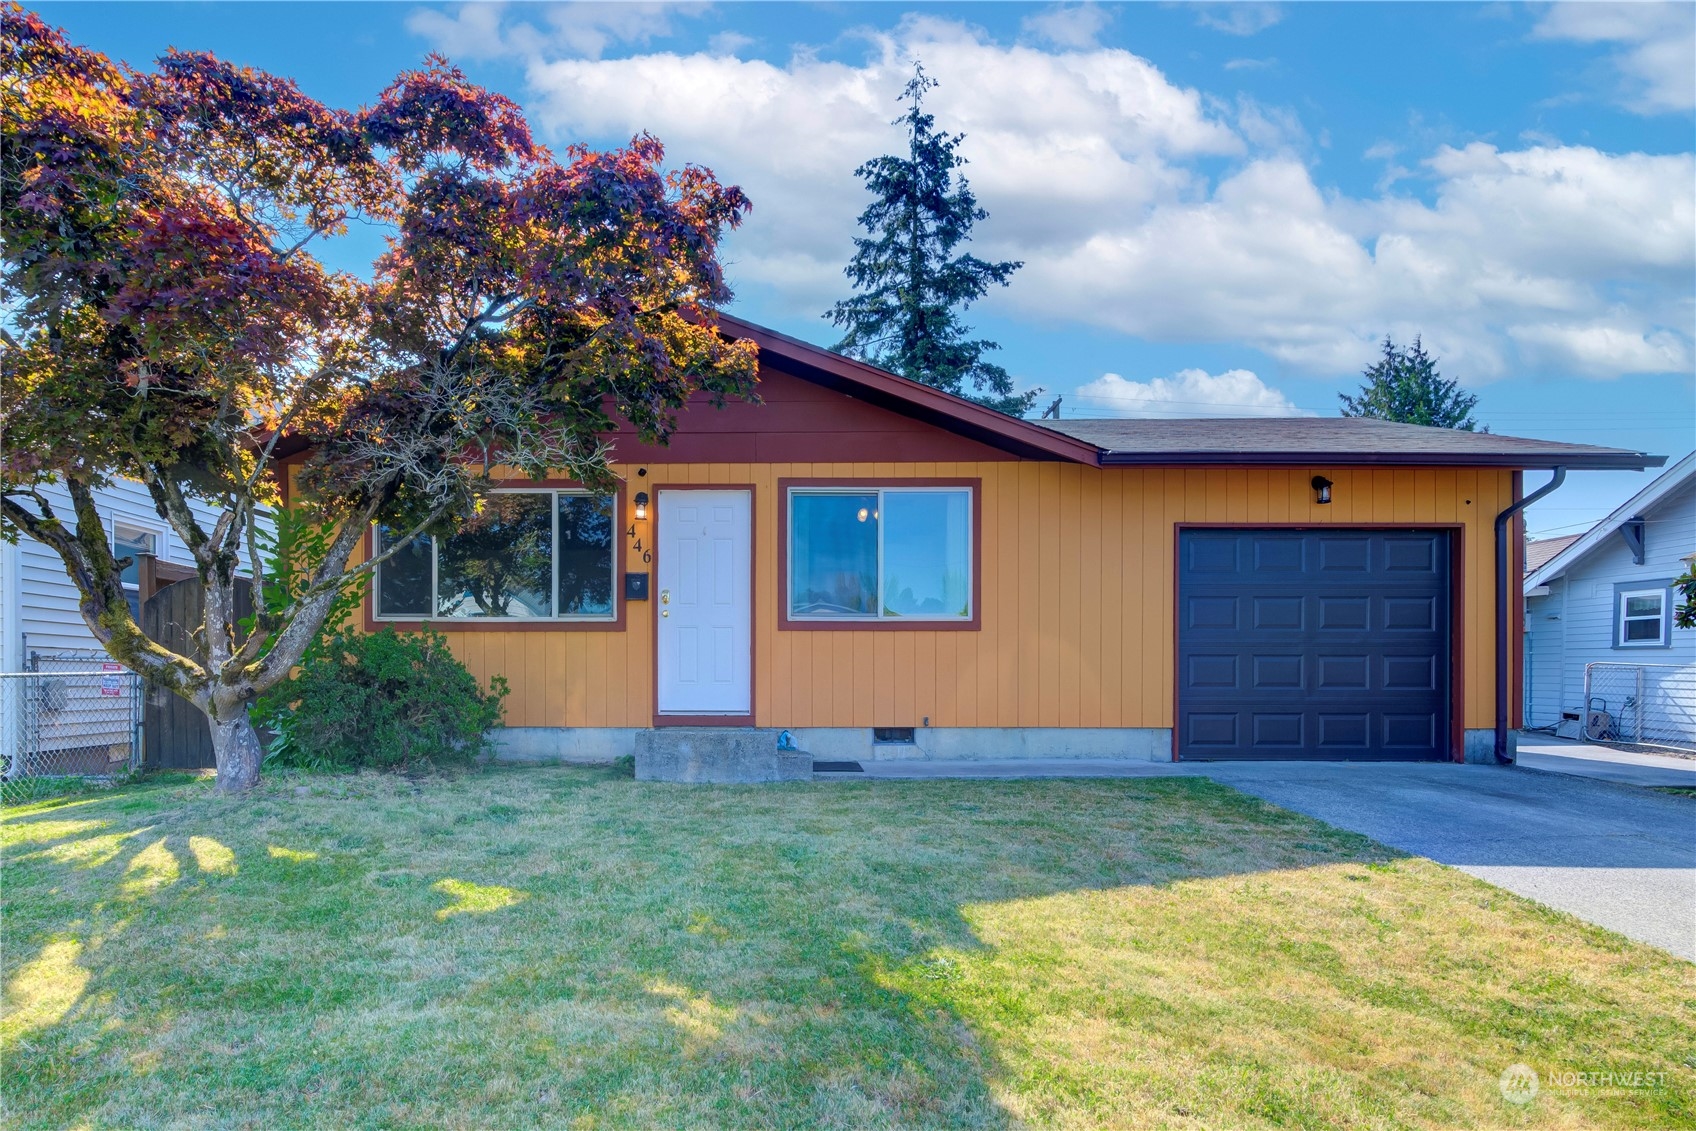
1525;449;1696;589
1525;534;1582;576
268;310;1669;474
1035;416;1664;470
711;314;1100;464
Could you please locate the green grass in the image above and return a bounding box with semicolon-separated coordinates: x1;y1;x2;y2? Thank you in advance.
4;766;1692;1129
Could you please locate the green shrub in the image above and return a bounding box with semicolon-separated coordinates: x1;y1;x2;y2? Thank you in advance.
262;628;507;771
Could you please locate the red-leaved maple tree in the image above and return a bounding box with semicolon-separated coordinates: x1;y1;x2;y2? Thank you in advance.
0;7;756;791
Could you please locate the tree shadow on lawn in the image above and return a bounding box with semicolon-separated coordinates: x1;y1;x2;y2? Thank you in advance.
3;768;1693;1130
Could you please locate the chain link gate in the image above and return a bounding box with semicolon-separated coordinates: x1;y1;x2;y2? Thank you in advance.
2;649;143;791
1581;662;1696;752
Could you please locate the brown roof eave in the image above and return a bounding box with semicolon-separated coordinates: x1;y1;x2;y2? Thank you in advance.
1097;450;1667;471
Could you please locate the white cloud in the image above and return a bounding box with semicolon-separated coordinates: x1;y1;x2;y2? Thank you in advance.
1509;319;1692;379
408;1;710;62
1021;3;1114;49
1193;3;1284;37
522;15;1240;292
1223;56;1276;71
1075;368;1312;417
1533;1;1696;114
439;12;1695;384
707;29;753;57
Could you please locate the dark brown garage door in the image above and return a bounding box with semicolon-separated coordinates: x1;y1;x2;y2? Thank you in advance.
1177;528;1451;761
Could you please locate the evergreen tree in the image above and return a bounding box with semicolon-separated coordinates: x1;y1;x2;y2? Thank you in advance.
827;65;1037;415
1339;336;1481;430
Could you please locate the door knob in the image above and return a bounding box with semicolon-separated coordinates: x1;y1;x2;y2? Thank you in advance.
660;589;670;605
661;610;669;617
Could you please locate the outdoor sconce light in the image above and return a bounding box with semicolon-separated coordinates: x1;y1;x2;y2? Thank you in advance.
1311;476;1333;505
633;491;649;520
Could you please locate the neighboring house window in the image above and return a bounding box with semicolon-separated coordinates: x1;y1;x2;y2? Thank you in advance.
113;524;159;620
373;491;616;621
1615;586;1671;648
787;486;972;621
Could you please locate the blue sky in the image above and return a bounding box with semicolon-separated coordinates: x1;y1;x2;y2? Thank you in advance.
35;1;1696;536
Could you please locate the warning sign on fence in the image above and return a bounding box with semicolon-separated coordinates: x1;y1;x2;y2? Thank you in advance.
100;662;124;697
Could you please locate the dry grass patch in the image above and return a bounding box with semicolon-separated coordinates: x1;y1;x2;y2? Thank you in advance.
2;766;1691;1129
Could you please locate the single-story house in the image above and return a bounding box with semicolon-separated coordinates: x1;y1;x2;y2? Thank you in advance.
1524;450;1695;748
277;316;1665;765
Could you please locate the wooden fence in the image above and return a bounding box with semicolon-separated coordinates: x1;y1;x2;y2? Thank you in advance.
140;578;256;770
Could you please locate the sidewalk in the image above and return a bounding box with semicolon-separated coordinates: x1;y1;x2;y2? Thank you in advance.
1514;737;1696;788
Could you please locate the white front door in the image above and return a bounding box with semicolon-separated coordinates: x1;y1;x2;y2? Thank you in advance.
656;489;752;715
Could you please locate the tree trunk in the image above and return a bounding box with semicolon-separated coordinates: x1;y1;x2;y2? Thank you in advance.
209;708;263;793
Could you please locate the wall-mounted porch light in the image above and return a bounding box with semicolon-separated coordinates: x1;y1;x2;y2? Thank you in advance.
1311;476;1333;505
633;491;649;521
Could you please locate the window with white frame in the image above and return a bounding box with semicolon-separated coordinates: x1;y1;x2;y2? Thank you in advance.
787;486;972;621
374;491;616;620
113;522;160;620
1616;588;1668;647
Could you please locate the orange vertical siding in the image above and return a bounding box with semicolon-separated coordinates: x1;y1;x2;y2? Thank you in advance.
409;462;1510;733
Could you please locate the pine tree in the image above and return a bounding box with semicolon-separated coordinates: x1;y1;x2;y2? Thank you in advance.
1339;336;1481;430
827;65;1037;415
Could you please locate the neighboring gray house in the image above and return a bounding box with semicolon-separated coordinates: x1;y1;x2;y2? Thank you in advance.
1524;451;1696;748
1;479;250;775
0;478;221;672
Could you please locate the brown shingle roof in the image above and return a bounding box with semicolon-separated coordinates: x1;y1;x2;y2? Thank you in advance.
1036;417;1662;470
1525;534;1583;575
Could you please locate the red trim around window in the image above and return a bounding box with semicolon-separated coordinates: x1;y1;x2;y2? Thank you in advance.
363;479;627;633
775;478;983;632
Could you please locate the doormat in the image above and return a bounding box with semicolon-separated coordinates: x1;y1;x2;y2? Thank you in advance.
812;761;864;773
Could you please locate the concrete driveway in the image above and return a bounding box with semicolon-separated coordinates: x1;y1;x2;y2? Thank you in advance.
847;759;1696;962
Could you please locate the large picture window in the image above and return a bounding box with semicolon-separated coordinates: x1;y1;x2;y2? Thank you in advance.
787;486;972;622
374;491;615;621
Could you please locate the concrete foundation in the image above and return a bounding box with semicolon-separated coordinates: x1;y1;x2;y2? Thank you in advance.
790;726;1173;762
493;726;1174;765
635;727;811;784
1464;728;1517;765
490;727;637;764
497;725;1497;767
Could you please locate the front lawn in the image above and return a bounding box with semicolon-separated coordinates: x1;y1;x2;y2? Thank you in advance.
4;767;1691;1129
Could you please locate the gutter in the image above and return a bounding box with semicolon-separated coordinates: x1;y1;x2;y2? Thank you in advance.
1494;467;1566;763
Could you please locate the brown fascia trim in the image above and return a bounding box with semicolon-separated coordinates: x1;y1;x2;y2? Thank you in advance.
1097;450;1667;471
712;313;1102;465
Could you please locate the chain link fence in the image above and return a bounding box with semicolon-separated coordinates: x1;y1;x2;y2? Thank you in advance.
2;650;143;800
1581;662;1696;753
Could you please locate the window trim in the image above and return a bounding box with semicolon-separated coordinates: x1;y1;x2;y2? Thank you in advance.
1614;583;1672;649
777;478;981;632
112;520;164;618
366;481;626;633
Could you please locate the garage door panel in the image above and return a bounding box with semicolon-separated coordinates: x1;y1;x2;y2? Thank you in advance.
1186;536;1239;572
1383;596;1438;630
1383;655;1438;690
1253;538;1304;572
1253;714;1304;747
1252;655;1303;690
1185;595;1238;629
1318;597;1370;629
1187;654;1238;689
1177;528;1451;761
1318;536;1371;571
1252;596;1304;629
1318;714;1370;748
1384;536;1438;572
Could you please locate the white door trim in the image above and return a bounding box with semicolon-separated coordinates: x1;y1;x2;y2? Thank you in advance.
654;487;753;719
